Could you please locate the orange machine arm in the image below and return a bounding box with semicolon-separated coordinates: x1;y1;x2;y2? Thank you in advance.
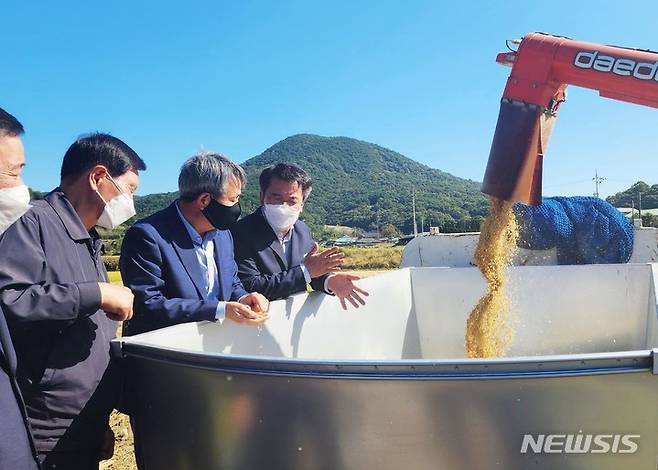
481;32;658;205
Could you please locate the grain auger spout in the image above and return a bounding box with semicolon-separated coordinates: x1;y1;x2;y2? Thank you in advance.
482;32;658;205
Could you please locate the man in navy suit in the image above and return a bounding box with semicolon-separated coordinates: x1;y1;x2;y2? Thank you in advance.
232;163;369;309
0;107;39;469
121;152;268;337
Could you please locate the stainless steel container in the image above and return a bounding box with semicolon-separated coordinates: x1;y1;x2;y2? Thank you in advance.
113;265;658;470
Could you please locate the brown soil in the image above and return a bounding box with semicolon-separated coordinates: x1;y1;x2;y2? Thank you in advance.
466;197;519;358
99;410;137;470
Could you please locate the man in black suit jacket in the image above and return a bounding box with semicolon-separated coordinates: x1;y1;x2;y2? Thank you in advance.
0;107;39;469
232;163;368;309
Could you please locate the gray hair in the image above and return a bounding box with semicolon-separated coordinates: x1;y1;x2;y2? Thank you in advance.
178;152;246;201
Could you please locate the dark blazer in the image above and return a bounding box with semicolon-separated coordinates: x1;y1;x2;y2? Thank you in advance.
0;189;118;456
121;202;248;336
0;308;39;469
232;207;330;300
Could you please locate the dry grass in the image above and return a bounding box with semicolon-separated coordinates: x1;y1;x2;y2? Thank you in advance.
340;245;403;270
345;269;390;278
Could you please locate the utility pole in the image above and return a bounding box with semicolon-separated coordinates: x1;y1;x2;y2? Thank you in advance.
421;215;424;235
638;192;643;223
412;189;418;237
593;170;606;198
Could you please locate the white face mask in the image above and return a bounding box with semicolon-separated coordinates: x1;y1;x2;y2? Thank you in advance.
262;203;301;234
96;177;136;230
0;184;30;235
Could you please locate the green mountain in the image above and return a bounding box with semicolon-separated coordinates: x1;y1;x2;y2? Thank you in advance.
134;134;489;235
607;181;658;209
134;191;179;219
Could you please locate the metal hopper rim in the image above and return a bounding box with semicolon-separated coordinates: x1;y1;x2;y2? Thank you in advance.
112;337;657;380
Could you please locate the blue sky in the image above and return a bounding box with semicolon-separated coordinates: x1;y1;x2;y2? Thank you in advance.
3;1;657;198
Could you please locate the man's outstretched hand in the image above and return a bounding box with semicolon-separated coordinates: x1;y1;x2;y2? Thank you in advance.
327;273;369;310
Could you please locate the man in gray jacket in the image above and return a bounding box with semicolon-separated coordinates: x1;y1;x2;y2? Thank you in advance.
0;133;144;469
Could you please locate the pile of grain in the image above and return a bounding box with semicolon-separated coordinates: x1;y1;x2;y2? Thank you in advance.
466;197;519;358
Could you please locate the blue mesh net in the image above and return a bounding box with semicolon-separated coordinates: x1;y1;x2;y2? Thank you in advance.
513;196;634;264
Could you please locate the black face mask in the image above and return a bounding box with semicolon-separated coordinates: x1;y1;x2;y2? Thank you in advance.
202;199;241;230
